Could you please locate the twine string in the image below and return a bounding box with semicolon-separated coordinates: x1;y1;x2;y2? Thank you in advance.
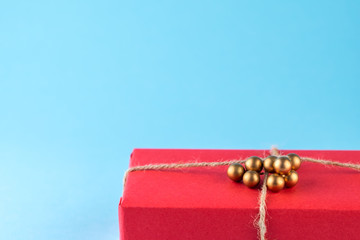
255;147;281;239
301;157;360;171
257;172;268;240
123;159;246;188
122;150;360;240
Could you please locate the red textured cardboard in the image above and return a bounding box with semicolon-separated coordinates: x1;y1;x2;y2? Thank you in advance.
119;149;360;240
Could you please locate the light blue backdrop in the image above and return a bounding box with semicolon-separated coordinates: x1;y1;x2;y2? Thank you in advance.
1;1;359;239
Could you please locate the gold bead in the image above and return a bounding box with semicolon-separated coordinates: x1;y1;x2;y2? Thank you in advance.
287;153;301;170
273;156;292;175
266;174;285;192
245;156;263;172
284;170;299;188
263;155;277;173
243;170;260;188
227;163;245;182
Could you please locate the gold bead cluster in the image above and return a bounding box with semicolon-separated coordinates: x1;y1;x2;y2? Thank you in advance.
227;153;301;192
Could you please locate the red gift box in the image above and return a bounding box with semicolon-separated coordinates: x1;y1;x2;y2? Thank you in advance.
119;149;360;240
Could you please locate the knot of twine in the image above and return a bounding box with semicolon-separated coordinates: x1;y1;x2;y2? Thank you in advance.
122;147;360;240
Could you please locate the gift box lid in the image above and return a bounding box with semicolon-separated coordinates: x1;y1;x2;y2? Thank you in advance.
121;149;360;210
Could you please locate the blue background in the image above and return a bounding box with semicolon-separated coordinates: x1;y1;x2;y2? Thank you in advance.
1;1;359;239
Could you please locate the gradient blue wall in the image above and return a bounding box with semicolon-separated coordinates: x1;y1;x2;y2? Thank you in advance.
1;1;359;239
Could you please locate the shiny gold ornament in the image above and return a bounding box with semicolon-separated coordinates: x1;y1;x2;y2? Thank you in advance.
266;174;285;192
287;153;301;170
263;155;277;173
227;163;245;182
243;170;260;188
245;156;263;172
273;156;292;175
284;170;299;188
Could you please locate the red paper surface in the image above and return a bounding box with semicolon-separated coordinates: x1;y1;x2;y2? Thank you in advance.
119;149;360;240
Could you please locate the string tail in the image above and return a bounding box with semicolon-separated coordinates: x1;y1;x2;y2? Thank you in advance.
270;146;280;156
257;172;268;240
